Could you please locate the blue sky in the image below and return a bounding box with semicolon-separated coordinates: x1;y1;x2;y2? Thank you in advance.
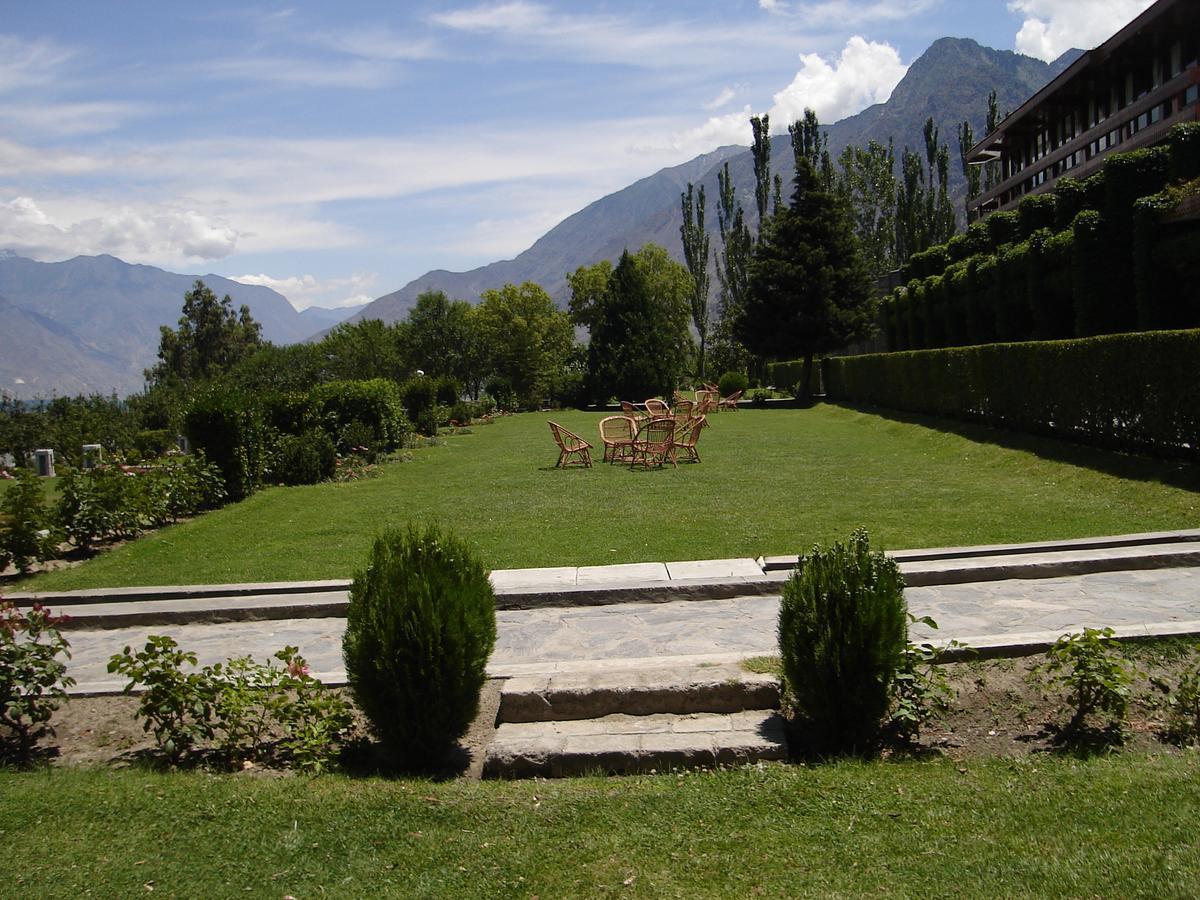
0;1;1154;309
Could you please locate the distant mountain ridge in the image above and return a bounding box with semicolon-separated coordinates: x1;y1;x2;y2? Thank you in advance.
349;38;1082;326
0;254;352;399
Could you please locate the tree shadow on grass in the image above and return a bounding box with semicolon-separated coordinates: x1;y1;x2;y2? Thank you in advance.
828;402;1200;494
338;735;472;781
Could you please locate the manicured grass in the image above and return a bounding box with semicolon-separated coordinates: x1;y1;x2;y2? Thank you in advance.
18;404;1200;590
1;755;1198;897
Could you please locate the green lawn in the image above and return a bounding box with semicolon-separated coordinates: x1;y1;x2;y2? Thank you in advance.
2;755;1197;897
17;404;1200;590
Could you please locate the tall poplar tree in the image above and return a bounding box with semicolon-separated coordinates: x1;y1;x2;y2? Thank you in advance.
737;110;873;400
680;182;711;379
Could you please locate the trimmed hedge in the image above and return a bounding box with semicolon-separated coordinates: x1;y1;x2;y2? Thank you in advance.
765;359;822;396
823;330;1200;459
183;389;270;501
312;378;408;451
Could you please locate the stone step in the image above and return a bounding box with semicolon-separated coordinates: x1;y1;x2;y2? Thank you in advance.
483;710;789;778
497;663;780;723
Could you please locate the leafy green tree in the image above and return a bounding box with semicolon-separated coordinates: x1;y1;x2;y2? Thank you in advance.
566;259;613;332
680;182;711;379
227;342;329;394
983;89;1002;195
396;290;480;390
586;248;693;402
839;139;898;278
320;319;404;383
146;280;263;388
737;110;874;401
475;282;574;408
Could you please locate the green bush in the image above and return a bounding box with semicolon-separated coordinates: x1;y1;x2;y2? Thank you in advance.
1030;228;1076;340
261;392;321;437
56;465;146;549
342;524;497;769
484;376;517;412
447;401;475;426
1053;172;1105;231
434;377;461;407
313;379;408;452
778;528;907;755
765;360;820;395
1165;648;1200;745
183;388;269;501
1071;210;1116;336
133;429;175;459
823;330;1200;459
0;469;58;574
1038;627;1134;740
1017;193;1056;239
275;429;337;486
1168;122;1200;182
985;210;1020;248
1;600;75;759
717;371;749;397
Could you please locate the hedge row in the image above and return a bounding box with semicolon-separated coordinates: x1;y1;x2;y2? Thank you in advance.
765;359;823;395
184;378;411;499
823;330;1200;459
887;124;1200;352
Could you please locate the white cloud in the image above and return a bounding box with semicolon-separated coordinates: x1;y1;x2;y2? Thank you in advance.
0;138;108;176
0;101;151;137
230;271;379;310
204;56;396;89
646;105;756;157
429;2;822;68
755;1;936;26
705;87;737;111
0;196;239;265
0;34;74;93
1009;0;1156;61
770;35;907;125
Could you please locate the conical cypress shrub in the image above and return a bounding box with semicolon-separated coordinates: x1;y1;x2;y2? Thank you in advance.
778;528;906;755
343;524;496;769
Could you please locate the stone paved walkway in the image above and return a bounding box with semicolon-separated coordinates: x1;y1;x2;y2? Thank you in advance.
64;566;1200;693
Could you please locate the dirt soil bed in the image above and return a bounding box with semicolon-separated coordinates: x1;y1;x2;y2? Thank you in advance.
10;643;1199;776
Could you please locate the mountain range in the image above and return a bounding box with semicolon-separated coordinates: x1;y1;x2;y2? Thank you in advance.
2;36;1081;399
347;37;1081;327
0;253;360;399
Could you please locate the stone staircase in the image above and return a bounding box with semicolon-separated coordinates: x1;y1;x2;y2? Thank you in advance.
483;662;788;778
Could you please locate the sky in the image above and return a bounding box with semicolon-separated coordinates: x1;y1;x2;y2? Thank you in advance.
0;0;1156;310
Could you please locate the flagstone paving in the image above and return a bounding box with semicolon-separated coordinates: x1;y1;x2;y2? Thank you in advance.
63;565;1200;694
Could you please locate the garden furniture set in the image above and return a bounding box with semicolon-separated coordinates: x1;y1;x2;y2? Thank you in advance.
550;389;729;470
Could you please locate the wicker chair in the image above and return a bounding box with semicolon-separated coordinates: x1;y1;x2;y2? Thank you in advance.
548;421;593;468
694;390;718;416
644;398;671;418
620;400;647;422
673;415;707;463
674;399;694;421
630;417;677;469
598;415;636;464
673;390;691;406
718;389;743;411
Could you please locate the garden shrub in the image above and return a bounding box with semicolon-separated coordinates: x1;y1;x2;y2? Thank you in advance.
56;465;146;549
1165;648;1200;745
447;401;475;426
0;599;74;759
888;615;962;746
275;428;337;486
342;523;497;769
0;468;59;573
261;391;321;437
1071;210;1116;336
484;376;517;412
133;429;175;459
434;377;461;407
717;371;749;397
108;637;352;770
1038;627;1135;740
1168;122;1200;182
778;528;907;755
1029;228;1076;340
183;388;270;501
823;330;1200;460
985;210;1020;247
313;379;408;452
1016;193;1056;239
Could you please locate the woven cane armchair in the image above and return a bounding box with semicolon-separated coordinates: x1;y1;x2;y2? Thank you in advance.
629;416;677;469
548;421;593;468
644;398;671;418
673;415;707;463
598;415;636;464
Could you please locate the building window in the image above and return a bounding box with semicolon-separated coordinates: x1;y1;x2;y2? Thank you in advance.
1187;83;1199;106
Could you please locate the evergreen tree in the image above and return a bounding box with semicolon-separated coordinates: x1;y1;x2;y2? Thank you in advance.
983;89;1002;194
737;110;873;401
894;117;957;264
712;160;754;375
680;182;711;379
586;248;693;402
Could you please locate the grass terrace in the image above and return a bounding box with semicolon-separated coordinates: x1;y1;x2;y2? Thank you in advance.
15;404;1200;591
1;755;1198;896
